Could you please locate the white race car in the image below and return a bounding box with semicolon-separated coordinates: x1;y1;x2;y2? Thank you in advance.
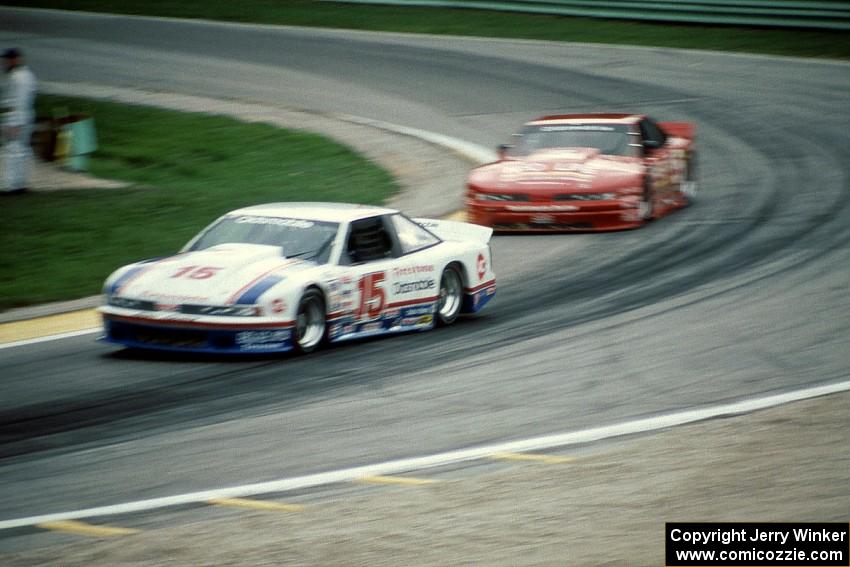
99;203;496;354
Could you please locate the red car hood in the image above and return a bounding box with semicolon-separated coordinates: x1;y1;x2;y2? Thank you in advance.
469;148;644;195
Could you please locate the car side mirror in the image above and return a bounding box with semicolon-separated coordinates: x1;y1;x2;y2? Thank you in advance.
643;139;662;151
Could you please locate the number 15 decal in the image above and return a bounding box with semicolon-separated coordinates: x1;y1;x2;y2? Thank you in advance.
357;272;386;320
171;266;222;280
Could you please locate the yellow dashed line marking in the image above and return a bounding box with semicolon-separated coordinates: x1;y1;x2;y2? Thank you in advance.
0;309;99;344
207;498;304;512
443;209;468;222
490;452;575;464
358;475;437;486
37;520;138;537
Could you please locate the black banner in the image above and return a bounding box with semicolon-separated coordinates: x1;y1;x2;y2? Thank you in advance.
666;523;849;566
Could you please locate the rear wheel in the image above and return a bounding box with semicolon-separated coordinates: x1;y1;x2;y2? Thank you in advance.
294;288;326;353
437;265;463;326
638;179;655;221
680;154;698;201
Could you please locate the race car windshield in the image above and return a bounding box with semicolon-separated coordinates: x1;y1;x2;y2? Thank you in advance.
509;124;634;157
188;216;340;264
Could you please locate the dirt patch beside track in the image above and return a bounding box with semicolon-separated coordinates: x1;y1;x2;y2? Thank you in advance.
3;391;848;566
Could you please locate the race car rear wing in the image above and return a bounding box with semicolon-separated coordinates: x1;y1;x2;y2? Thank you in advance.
414;218;493;245
659;121;696;141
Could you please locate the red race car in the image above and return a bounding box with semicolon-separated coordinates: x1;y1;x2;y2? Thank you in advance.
466;113;697;231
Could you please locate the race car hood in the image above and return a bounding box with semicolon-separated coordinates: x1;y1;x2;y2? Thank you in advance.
468;148;644;195
106;243;312;306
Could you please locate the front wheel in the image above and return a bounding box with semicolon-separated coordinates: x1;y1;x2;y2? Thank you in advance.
294;288;326;353
437;265;463;326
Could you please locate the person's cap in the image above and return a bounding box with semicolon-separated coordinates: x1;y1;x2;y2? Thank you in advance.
2;48;21;59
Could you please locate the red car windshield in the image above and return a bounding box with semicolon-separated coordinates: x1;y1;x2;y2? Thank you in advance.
508;123;634;157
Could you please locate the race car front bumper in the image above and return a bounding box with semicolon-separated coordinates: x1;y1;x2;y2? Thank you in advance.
466;200;643;232
100;311;295;354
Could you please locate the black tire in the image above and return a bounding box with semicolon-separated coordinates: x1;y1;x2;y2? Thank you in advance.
639;179;655;221
436;265;463;326
294;288;326;354
681;153;698;202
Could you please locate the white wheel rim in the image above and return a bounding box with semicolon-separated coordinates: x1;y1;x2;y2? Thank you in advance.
297;296;324;349
439;269;462;321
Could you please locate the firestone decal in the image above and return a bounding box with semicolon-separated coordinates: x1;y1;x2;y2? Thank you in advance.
393;265;434;277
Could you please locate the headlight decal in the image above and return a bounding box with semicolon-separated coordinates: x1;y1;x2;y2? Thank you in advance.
107;296;157;310
181;304;260;317
475;193;529;202
555;193;614;201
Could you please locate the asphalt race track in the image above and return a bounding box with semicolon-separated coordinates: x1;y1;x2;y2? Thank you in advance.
1;8;850;528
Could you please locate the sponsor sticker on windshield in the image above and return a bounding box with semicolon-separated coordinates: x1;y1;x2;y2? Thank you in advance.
234;216;315;229
540;125;616;132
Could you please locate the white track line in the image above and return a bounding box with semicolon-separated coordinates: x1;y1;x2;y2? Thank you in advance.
2;379;848;530
0;329;100;351
332;113;496;164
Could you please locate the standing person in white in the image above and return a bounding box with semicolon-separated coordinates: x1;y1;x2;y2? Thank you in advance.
2;48;37;195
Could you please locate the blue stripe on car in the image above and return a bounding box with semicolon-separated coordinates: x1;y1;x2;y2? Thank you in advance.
108;265;148;295
107;257;165;295
233;275;285;305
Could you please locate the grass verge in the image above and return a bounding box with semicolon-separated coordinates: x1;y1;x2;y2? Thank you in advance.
8;0;850;59
0;94;397;309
